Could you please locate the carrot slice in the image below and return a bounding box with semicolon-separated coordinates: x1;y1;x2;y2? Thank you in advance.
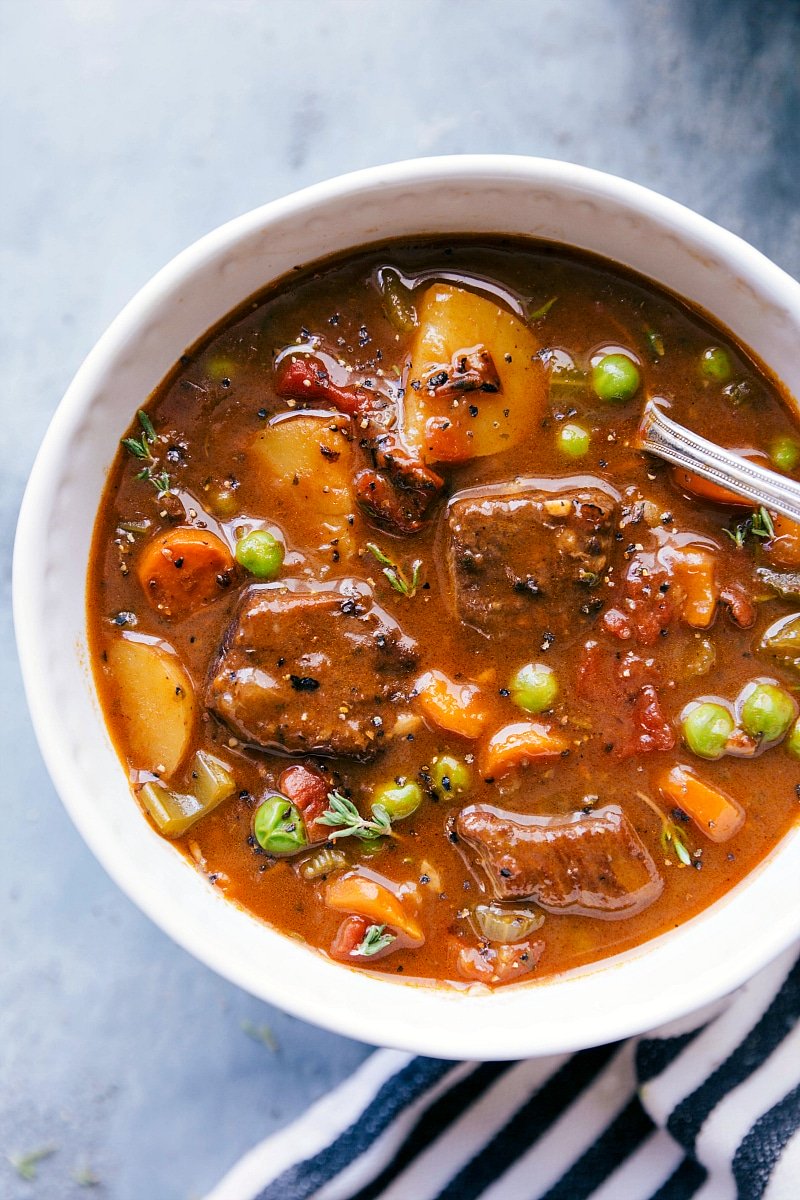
136;527;234;617
672;450;766;507
669;545;718;628
325;874;424;943
657;764;744;843
414;669;489;739
482;720;569;779
423;417;473;464
767;515;800;567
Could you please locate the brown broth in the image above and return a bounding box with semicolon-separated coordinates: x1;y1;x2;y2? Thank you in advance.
88;238;800;987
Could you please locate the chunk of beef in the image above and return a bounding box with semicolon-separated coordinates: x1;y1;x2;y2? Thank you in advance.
455;803;663;918
446;479;619;636
207;581;418;760
355;434;445;535
423;346;501;397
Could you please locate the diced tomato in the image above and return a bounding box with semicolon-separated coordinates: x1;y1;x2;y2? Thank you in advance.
616;684;675;760
329;915;370;961
279;764;330;840
275;355;375;416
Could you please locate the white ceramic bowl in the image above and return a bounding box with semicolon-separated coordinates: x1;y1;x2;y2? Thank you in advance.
15;157;800;1059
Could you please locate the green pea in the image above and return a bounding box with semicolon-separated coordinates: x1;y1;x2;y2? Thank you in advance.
770;436;800;473
509;662;559;714
700;346;732;383
235;529;284;579
253;795;308;855
372;779;423;821
557;422;591;459
430;754;472;796
786;718;800;758
740;683;796;743
591;353;641;403
681;701;734;760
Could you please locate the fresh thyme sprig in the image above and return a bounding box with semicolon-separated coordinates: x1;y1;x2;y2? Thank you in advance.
724;505;775;549
355;924;396;956
121;410;157;459
136;467;172;496
636;791;692;868
317;790;393;842
122;411;172;495
365;543;422;598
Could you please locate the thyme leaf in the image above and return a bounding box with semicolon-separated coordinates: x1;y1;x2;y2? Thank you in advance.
355;924;396;956
123;411;173;495
636;791;692;868
724;506;775;548
240;1018;278;1052
645;329;665;360
317;790;393;842
528;296;558;321
73;1164;101;1187
8;1145;57;1181
121;410;157;459
365;543;422;598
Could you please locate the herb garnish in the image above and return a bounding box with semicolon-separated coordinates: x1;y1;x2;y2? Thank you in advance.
724;505;775;549
365;543;422;598
8;1145;57;1181
355;924;396;956
636;791;692;867
317;790;393;842
645;329;665;359
528;296;558;321
121;410;157;459
122;411;173;496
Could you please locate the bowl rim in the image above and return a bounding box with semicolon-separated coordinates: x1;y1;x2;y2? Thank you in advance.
14;154;800;1059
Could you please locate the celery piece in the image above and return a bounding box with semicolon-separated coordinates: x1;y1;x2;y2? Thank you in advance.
191;750;236;809
139;782;205;838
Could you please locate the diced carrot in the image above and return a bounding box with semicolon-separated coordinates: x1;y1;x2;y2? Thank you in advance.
767;515;800;567
657;764;745;843
414;669;490;739
671;450;766;507
670;545;718;628
325;873;424;943
481;721;569;779
424;417;473;464
136;527;235;617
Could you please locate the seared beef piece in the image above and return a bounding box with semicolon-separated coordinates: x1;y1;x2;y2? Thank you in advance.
455;803;663;918
207;581;418;760
446;480;619;636
423;346;500;397
355;434;445;535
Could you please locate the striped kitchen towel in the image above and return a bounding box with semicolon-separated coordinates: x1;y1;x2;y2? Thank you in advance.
206;943;800;1200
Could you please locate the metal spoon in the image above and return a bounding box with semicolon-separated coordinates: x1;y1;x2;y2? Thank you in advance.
637;399;800;525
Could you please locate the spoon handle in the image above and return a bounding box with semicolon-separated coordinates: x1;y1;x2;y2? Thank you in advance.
637;400;800;526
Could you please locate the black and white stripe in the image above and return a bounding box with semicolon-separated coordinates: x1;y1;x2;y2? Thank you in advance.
205;944;800;1200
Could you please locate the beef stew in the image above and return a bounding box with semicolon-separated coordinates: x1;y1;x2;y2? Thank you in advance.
88;238;800;987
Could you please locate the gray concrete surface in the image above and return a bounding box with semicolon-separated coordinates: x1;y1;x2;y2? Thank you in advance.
1;0;799;1196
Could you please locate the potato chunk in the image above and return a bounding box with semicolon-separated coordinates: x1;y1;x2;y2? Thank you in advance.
105;634;196;777
249;413;355;556
403;285;545;463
